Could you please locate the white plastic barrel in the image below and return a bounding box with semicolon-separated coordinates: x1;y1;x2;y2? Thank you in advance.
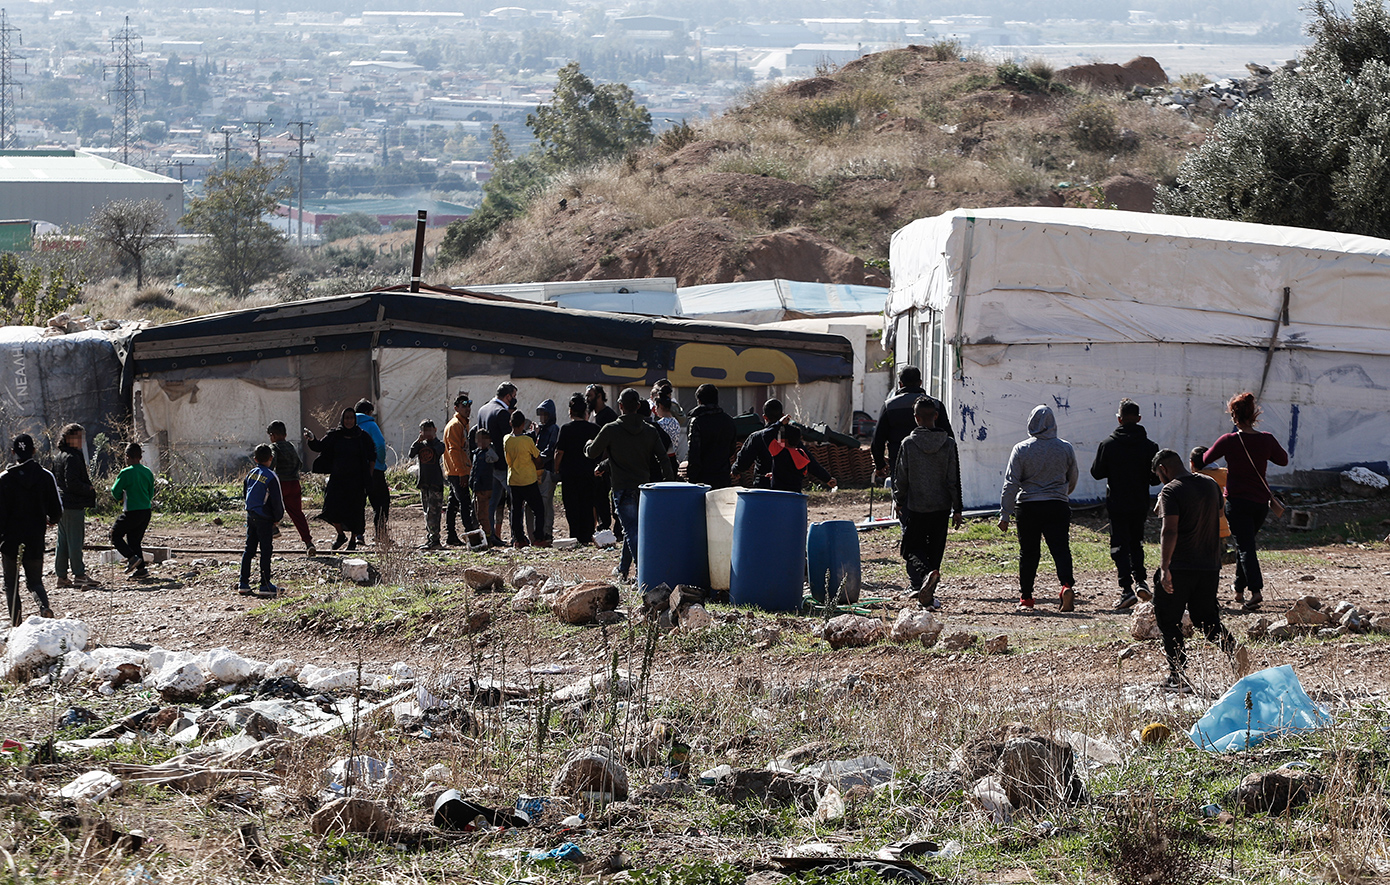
705;487;741;591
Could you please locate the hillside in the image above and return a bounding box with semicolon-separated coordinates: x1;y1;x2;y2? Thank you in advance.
434;46;1201;288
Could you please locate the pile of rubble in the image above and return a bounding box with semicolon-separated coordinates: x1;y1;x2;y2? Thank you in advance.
817;610;1009;656
1248;595;1386;642
41;312;130;337
1127;60;1296;119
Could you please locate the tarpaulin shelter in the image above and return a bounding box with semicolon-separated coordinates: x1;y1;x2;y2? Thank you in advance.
0;327;127;458
128;290;855;475
888;207;1390;509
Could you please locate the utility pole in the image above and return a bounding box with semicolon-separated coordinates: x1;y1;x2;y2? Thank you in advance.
104;16;147;166
165;159;193;181
243;118;272;163
288;120;314;246
0;10;26;150
218;125;238;172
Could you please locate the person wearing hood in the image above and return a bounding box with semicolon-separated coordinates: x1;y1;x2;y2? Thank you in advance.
355;400;390;546
585;388;675;582
872;366;952;479
686;384;737;489
1091;398;1160;610
0;434;62;624
998;404;1079;611
53;423;99;588
305;408;376;551
892;398;963;610
533;398;561;547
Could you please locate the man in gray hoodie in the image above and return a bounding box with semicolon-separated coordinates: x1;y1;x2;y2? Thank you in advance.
998;404;1079;611
892;398;963;609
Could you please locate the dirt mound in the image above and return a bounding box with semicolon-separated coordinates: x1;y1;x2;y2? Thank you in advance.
1056;56;1168;91
1100;172;1158;212
567;220;887;287
776;77;843;99
666;139;738;167
740;227;888;286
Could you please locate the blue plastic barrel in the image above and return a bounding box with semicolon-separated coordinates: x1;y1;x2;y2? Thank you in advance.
637;482;710;592
807;520;861;604
730;489;808;612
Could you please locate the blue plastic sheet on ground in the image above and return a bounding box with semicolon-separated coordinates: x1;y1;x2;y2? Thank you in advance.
529;842;584;862
1188;665;1330;752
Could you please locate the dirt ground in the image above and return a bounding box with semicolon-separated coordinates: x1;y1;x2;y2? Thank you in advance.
37;486;1390;701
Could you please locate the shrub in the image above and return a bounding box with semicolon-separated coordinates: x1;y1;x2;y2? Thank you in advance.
790;90;894;134
925;38;963;61
1065;100;1120;151
997;60;1068;95
657;119;698;154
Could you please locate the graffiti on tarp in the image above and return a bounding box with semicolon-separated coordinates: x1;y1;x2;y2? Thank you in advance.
512;341;851;388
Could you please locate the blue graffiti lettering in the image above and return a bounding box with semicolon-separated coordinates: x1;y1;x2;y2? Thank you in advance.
1288;404;1299;457
1051;395;1070;410
959;404;977;442
976;426;987;441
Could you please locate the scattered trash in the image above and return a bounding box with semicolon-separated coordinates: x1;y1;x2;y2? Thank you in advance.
1189;665;1330;751
4;616;91;679
1140;722;1172;745
60;707;100;728
1200;803;1222;817
433;789;530;830
969;776;1012;823
323;756;399;793
56;771;123;802
814;785;845;822
530;842;585;863
802;755;894;790
773;854;934;884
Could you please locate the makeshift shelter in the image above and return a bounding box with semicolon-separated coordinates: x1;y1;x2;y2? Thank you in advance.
888;207;1390;509
128;290;855;475
0;327;127;458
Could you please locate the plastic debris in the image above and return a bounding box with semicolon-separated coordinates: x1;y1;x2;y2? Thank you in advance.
1189;665;1330;751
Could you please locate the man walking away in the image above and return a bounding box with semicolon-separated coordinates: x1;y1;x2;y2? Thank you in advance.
479;382;519;540
686;383;737;489
0;434;61;623
732;399;785;488
238;444;285;597
267;421;315;556
1151;449;1249;692
586;384;618;533
53;423;99;588
872;366;952;480
443;392;477;546
409;420;447;550
534;399;560;546
554;393;599;544
998;405;1078;611
1090;398;1160;610
110;443;156;579
355;400;390;545
585;388;675;583
893;398;963;610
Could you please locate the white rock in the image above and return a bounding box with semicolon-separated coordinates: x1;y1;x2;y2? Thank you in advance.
390;662;415;683
203;647;263;684
512;566;546;589
56;770;122;802
154;661;207;698
341;558;371;583
890;609;942;644
264;659;299;678
1129;603;1193;640
593;529;618;548
969;776;1013;823
552;669;634;702
552;537;579;550
510;585;542;612
4;617;91;677
1341;466;1388;490
300;664;360;692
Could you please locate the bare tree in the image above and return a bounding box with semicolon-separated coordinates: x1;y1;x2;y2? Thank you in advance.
89;199;175;288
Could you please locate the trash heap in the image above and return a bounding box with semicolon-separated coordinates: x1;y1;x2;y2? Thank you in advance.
1127;60;1295;119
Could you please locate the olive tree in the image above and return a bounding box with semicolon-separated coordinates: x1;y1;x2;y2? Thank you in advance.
88;199;175;288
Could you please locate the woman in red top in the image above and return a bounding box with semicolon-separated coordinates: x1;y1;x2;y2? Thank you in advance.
1199;392;1289;611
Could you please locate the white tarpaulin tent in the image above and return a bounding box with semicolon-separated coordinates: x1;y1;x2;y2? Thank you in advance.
888;207;1390;509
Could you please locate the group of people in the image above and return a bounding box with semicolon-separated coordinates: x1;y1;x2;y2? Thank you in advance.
880;365;1281;690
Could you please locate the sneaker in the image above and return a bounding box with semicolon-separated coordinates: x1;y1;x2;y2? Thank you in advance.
1135;581;1152;602
1161;673;1194;694
419;540;442;551
123;557;141;573
39;607;54;619
916;570;941;607
131;567;149;579
236;584;255;596
1059;585;1075;612
447;535;465;547
1017;597;1035;610
75;575;100;588
331;533;347;551
1114;592;1138;611
257;584;280;597
56;577;74;589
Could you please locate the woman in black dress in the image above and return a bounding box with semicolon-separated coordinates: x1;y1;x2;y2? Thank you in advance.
304;408;376;551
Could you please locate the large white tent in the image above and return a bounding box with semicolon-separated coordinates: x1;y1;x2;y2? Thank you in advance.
888;207;1390;510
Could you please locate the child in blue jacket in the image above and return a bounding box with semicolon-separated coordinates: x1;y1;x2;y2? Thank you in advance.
239;444;285;597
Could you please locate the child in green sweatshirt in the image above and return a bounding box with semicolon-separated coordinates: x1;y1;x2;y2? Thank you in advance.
110;442;156;579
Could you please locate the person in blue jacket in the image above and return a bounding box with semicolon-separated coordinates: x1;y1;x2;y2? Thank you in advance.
355;399;390;546
238;444;285;597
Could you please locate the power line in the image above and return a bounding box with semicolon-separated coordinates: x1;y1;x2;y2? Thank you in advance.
104;16;148;166
0;9;25;150
243;118;272;163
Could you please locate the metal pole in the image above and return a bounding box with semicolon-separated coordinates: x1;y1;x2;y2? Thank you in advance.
410;210;427;292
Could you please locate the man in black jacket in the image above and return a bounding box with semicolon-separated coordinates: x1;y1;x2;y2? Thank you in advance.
586;384;619;534
732;398;784;488
53;424;99;588
872;366;952;479
476;382;518;541
1091;398;1160;609
0;434;62;623
685;384;737;489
